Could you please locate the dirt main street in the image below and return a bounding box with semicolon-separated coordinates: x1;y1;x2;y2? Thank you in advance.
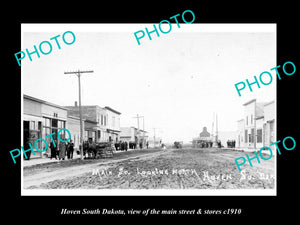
23;148;275;189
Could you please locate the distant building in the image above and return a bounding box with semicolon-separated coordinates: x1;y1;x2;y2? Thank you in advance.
200;127;210;138
192;127;212;147
120;127;137;143
147;137;162;148
120;127;148;148
237;99;275;150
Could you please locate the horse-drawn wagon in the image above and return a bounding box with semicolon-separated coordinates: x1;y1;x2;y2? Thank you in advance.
82;141;115;159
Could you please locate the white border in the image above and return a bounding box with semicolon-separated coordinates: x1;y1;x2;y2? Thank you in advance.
22;188;275;196
21;23;277;196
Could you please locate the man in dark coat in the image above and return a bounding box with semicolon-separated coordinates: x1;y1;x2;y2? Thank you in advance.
120;141;124;151
67;140;74;159
50;140;57;159
124;141;128;151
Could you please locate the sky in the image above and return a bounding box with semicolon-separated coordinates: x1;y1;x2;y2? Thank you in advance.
22;24;276;143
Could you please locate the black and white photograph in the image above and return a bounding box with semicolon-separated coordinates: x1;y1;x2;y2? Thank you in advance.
4;3;298;221
21;24;276;195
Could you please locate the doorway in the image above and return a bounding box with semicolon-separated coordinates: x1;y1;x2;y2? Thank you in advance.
23;120;30;149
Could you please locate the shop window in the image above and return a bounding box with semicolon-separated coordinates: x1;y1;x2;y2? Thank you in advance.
257;129;262;143
57;120;65;129
52;118;58;128
250;128;254;143
43;127;51;136
30;121;36;130
245;130;248;143
44;118;51;127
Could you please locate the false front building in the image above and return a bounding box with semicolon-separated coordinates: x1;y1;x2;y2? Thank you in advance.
237;99;275;150
65;103;121;143
120;127;148;148
23;94;69;158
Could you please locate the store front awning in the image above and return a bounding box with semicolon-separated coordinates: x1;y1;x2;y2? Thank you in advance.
107;128;121;134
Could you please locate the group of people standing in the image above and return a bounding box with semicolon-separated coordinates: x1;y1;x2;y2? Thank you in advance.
50;140;74;160
115;141;149;151
115;141;128;151
198;140;213;148
226;140;236;148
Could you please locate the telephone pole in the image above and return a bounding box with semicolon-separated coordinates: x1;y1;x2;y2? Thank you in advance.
153;127;158;148
133;114;144;149
216;114;218;141
64;70;93;160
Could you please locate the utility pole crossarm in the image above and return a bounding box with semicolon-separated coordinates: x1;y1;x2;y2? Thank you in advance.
64;70;94;75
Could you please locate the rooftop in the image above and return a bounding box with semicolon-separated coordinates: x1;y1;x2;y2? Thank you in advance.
104;106;121;115
264;100;275;107
65;105;121;115
24;94;68;111
243;99;256;106
255;102;267;118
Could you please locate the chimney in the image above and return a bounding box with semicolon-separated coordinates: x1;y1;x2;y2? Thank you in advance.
75;101;78;107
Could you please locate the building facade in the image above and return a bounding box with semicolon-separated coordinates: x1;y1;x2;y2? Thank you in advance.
237;99;275;150
120;127;148;148
237;119;245;148
192;127;213;147
23;95;68;158
66;115;83;150
147;137;162;148
23;95;123;158
104;106;121;143
263;101;275;149
65;104;121;143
